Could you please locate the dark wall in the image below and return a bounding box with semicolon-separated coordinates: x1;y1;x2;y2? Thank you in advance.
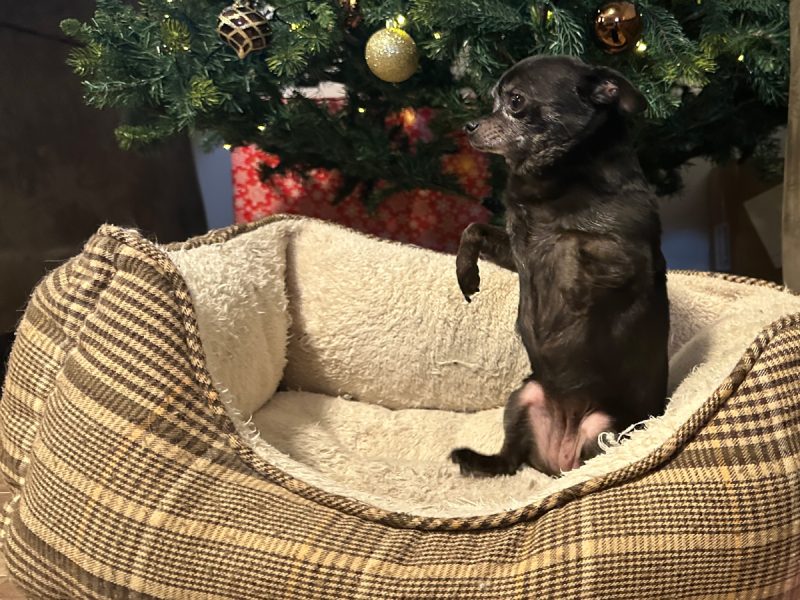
0;1;207;333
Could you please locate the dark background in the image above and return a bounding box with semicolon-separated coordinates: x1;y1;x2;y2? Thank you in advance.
1;1;209;378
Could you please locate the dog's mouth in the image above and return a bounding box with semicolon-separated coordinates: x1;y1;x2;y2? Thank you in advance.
465;124;515;157
466;133;502;154
467;137;489;151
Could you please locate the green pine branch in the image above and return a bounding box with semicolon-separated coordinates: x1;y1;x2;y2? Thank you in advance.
60;0;790;203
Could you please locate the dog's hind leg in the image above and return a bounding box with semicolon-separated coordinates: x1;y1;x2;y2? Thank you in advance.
456;223;515;302
450;384;532;477
451;380;616;477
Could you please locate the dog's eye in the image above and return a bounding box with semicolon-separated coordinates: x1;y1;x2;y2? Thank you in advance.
509;93;524;111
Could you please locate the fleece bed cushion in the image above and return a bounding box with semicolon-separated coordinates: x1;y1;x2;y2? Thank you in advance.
0;215;798;599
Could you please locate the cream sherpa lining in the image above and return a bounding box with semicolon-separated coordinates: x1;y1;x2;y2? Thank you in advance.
166;219;800;518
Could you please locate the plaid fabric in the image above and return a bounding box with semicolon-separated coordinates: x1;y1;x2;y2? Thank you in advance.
1;216;799;599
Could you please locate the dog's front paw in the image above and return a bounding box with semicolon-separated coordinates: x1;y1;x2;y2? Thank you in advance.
456;262;480;303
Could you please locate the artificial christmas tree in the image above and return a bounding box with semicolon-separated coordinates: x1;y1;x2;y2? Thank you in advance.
62;0;789;236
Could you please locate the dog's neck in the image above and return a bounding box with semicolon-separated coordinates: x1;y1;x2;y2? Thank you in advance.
506;116;644;204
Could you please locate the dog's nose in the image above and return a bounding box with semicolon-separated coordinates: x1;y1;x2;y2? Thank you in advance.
464;121;480;133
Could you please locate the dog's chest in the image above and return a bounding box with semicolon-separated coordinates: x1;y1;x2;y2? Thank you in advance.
505;205;567;271
505;206;598;359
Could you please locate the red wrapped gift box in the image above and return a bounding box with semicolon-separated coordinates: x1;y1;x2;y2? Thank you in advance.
232;108;493;253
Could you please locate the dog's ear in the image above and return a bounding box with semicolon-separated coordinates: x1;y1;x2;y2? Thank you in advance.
581;67;647;115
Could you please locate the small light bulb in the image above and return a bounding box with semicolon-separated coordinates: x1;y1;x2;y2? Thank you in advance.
357;107;366;113
738;53;745;62
290;22;301;31
635;40;647;53
223;143;232;151
257;124;267;132
395;14;407;27
546;10;554;21
433;31;442;40
181;44;190;51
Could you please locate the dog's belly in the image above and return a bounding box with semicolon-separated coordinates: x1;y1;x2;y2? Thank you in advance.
506;217;669;426
514;254;651;396
517;314;600;395
516;266;594;359
518;380;613;473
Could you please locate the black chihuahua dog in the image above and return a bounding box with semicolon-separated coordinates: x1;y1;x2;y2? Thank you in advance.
450;56;669;477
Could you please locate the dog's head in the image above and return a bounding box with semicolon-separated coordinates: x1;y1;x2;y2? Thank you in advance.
465;56;646;174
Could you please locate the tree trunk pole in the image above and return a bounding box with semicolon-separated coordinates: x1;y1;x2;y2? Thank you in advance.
783;0;800;290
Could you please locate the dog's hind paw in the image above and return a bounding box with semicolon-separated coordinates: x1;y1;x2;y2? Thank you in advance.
450;448;483;477
450;447;520;477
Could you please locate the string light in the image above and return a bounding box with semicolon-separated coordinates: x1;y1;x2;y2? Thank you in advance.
290;22;301;31
386;14;408;28
257;124;267;132
433;31;442;40
635;40;647;53
546;10;554;22
400;107;416;127
737;53;745;62
223;143;232;151
357;107;366;113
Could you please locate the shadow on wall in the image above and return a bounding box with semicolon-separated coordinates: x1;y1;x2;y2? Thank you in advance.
0;334;11;385
659;160;713;271
192;142;234;230
0;1;207;335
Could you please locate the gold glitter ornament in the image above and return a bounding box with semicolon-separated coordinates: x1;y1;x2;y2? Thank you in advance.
365;27;419;83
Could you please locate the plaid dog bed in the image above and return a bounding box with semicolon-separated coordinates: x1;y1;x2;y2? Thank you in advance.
1;215;799;599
